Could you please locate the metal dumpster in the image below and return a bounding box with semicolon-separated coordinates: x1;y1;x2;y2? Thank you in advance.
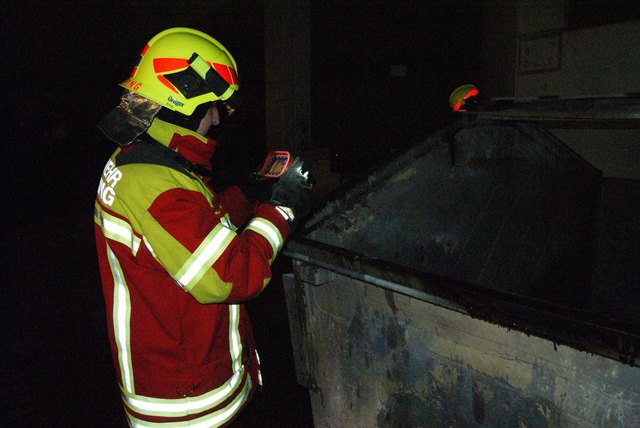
283;96;640;427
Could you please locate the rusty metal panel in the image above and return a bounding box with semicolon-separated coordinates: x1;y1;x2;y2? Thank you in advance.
284;264;640;427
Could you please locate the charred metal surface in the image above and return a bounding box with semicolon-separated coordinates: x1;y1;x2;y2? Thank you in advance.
285;238;640;367
302;121;601;309
282;268;640;427
468;94;640;122
283;97;640;426
282;271;318;391
290;110;640;364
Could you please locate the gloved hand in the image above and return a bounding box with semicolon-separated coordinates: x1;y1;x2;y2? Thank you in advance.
269;157;313;228
237;173;275;204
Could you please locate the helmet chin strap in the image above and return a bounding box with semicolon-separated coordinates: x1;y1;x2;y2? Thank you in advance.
154;102;213;132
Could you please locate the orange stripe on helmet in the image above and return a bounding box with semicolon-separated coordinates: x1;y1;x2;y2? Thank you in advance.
211;63;237;86
229;66;238;85
157;75;180;94
465;88;479;99
153;58;190;73
453;88;480;112
128;45;151;79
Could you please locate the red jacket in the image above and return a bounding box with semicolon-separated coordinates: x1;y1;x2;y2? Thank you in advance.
94;119;290;426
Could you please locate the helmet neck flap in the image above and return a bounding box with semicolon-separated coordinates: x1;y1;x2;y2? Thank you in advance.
97;91;162;146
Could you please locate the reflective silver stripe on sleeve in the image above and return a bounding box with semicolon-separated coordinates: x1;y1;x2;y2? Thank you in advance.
175;221;235;290
244;218;283;257
142;236;157;259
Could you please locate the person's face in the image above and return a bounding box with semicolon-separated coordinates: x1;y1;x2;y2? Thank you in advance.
196;103;221;136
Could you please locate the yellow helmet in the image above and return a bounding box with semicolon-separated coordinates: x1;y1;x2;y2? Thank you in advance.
120;27;240;117
449;84;479;112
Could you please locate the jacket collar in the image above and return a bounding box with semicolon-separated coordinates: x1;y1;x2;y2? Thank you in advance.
145;117;217;172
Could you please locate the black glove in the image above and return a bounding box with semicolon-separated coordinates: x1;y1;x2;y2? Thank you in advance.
269;157;313;227
237;172;275;204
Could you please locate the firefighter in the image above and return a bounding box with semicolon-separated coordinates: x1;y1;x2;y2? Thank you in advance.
94;27;312;426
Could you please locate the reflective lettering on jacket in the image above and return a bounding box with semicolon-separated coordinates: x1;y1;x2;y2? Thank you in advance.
97;158;123;206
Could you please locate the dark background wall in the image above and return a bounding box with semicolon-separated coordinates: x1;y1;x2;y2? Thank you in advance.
311;0;481;176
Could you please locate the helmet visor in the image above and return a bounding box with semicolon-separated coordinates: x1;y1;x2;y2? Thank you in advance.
163;53;240;112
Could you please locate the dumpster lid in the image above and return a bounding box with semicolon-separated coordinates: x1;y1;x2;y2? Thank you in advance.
286;95;640;365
